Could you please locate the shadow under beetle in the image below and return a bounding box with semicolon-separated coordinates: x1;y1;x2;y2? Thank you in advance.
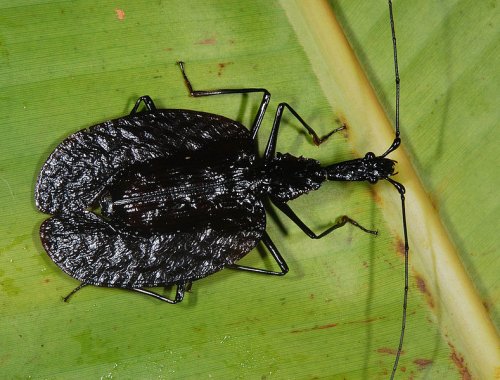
35;1;408;377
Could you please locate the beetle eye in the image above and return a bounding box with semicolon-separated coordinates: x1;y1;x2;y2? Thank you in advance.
364;152;375;160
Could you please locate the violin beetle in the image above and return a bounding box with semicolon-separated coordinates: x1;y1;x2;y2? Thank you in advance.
36;1;408;376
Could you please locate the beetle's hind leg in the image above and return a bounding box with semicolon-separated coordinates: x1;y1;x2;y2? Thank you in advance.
131;283;186;304
177;61;270;139
63;282;89;302
63;282;187;304
227;232;289;276
130;95;157;115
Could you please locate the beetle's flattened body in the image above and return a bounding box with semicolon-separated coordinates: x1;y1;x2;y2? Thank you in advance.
36;109;267;287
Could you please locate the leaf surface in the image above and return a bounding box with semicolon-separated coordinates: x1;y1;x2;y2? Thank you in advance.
0;1;498;378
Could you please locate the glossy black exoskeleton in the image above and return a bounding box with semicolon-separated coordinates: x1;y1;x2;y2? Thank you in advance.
36;1;408;377
35;72;400;302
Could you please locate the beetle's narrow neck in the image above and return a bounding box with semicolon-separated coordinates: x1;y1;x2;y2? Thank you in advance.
324;153;396;183
325;158;368;182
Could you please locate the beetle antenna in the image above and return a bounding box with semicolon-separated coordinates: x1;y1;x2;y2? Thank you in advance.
387;177;409;380
381;0;401;158
385;2;409;379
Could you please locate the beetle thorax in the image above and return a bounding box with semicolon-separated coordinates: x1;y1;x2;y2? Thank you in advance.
264;153;325;202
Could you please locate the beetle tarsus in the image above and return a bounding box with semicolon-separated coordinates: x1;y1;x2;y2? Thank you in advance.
130;95;157;115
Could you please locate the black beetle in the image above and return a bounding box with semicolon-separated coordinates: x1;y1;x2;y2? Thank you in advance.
35;61;404;303
36;1;408;377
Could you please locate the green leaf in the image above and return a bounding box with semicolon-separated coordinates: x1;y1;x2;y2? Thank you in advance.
0;1;498;379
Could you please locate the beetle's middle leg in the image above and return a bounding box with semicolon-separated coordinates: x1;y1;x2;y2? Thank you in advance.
177;61;270;139
273;200;378;239
130;95;157;115
264;102;345;159
226;232;289;276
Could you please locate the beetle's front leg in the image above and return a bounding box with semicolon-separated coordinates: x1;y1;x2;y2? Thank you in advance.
273;200;377;239
264;103;345;159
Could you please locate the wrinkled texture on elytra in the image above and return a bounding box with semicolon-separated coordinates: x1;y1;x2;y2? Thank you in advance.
35;110;325;288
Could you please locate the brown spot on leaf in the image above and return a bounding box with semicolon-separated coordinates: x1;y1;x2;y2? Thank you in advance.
413;358;433;369
415;274;434;308
482;300;491;312
291;323;337;333
346;316;383;325
395;236;406;258
217;62;233;76
115;9;125;21
316;323;337;330
448;343;472;380
377;347;400;355
196;37;216;45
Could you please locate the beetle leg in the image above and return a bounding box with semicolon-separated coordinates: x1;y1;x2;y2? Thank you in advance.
63;282;89;302
62;282;187;304
273;200;378;238
177;61;270;139
131;283;185;304
130;95;157;115
264;102;345;159
226;232;289;275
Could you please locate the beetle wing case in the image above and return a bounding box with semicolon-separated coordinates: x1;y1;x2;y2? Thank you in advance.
35;110;250;214
40;209;265;287
36;109;266;287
